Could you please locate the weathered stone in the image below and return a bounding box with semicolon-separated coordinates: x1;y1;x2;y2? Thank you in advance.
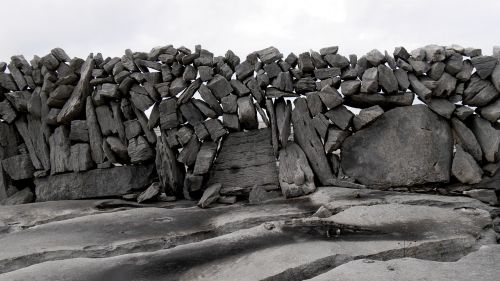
193;141;218;175
179;102;204;124
207;74;232;99
85;97;105;164
324;127;350;153
464;83;499;107
192;99;217;119
248;185;281;204
256;47;282;64
426;98;455;119
130;88;155;112
235;61;254;81
69;143;93;172
221;94;237;113
57;55;94;124
0;73;18;91
223;113;240;132
49;126;71;175
478;98;500;122
204;118;227;141
340;80;360;96
97;83;119;99
324;54;350;69
272;71;294;92
184;173;204;193
292;98;334;185
365;49;385;66
408;73;432;100
1;154;34;180
377;64;398;93
95;105;116;136
278;142;316;198
452;145;483;184
137;182;161;203
311;113;330;140
319;46;339;56
237;95;258;130
7;63;27;90
177;79;202;105
128;136;154;164
47;85;74;108
69;120;88;142
1;188;34;206
296;77;316;94
324;105;354;130
463;189;498;205
169;78;187;96
208;128;279;194
424;44;446;62
306;92;323;116
198;183;221;208
35;164;155;201
471;55;497;79
198;84;223;115
298;52;314;73
454;106;474;120
451;118;483;162
177;135;201;167
159;98;179;130
341;105;453;187
317;86;342;110
353;105;384;130
314;67;340;80
360;67;378;93
156;135;185;197
106;136;129;163
470;115;500;163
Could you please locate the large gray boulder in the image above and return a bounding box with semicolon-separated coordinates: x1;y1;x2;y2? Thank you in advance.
341;105;453;187
35;164;155;201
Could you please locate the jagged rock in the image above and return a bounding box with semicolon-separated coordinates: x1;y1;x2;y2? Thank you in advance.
365;49;385;66
324;127;350;153
298;52;314;73
470;115;500;163
177;135;200;167
478;98;500;122
221;94;237;113
49;126;71;175
314;67;340;80
292;98;334;185
207;74;232;99
198;84;223;115
353;105;384;130
69;143;93;172
341;105;453;187
454;106;474;120
452;145;483;184
35;164;155;201
377;64;398;93
463;189;498;205
320;46;338;56
340;80;360;96
464;83;498;107
1;154;34;180
1;188;34;206
0;100;17;123
128;136;154;164
248;185;281;204
324;105;354;130
318;85;343;109
193;141;218;175
69;120;89;142
360;67;378;93
179;102;204;125
159;98;179;130
451;118;483;162
208;128;279;194
204;118;226;141
85;97;105;164
137;182;161;203
471;55;497;79
279;142;315;198
156;135;185;197
408;73;431;100
324;54;350;69
198;183;221;208
426;98;455;119
57;55;94;124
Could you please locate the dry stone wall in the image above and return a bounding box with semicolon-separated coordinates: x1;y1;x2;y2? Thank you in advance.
0;44;499;206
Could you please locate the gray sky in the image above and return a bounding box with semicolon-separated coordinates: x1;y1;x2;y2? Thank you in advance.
1;0;500;62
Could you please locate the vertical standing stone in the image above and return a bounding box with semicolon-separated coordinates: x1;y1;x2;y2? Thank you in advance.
49;126;72;175
265;99;279;156
292;98;334;185
156;135;185;197
85;97;105;164
14;116;43;170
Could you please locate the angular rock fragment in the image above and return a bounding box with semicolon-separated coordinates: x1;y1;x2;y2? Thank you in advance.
1;154;34;180
221;94;238;113
296;77;316;94
324;54;350;69
451;118;482;162
95;105;116;136
223;113;240;132
324;105;354;130
85;97;105;164
340;80;360;96
463;189;498;205
198;84;223;115
198;183;221;208
365;49;385;66
425;98;455;119
452;145;483;184
156;135;185;197
248;185;280;204
273;71;294;92
361;67;378;93
237;95;258;130
318;85;343;110
408;73;432;100
207;74;232;99
177;135;201;167
69;120;89;142
235;61;254;81
193;141;218;175
478;98;500;122
49;126;72;174
306;92;323;116
192;99;217;119
106;136;129;163
159;98;179;130
1;188;34;205
470;115;500;162
377;65;398;93
128;136;154;164
454;106;474;121
314;67;340;80
471;55;497;79
324;127;350;153
204;118;227;141
69;143;94;172
298;52;314;73
319;46;338;56
292;98;334;185
179;102;204;124
0;100;17;123
353;105;384;130
137;182;161;203
256;47;282;64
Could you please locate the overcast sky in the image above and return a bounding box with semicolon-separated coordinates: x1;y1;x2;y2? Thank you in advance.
1;0;500;63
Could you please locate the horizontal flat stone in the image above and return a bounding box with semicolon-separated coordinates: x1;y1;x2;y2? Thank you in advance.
35;164;155;201
344;92;415;110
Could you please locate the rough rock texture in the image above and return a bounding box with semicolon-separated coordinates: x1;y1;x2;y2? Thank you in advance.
278;142;315;198
35;164;155;201
207;128;279;195
341;105;453;187
0;187;495;280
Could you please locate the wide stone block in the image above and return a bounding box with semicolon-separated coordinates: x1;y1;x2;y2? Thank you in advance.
35;164;155;201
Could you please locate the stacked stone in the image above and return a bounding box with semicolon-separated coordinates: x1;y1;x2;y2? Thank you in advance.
1;44;499;207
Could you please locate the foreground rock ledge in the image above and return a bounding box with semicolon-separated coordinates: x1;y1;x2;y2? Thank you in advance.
0;187;497;280
35;164;155;201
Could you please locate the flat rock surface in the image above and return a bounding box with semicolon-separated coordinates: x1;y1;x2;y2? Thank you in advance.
0;187;497;280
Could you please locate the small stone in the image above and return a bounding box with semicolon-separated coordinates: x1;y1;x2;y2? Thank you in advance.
324;54;350;69
324;127;350;153
324;105;354;130
409;60;430;75
353;105;384;130
463;189;498;205
207;74;233;99
425;98;455;119
424;45;446;62
198;183;221;208
256;46;282;64
218;196;237;204
128;136;154;164
471;56;498;79
1;188;34;205
137;182;161;203
235;61;254;81
361;67;378;93
393;46;410;61
319;46;339;56
377;65;398;94
340;80;361;96
298;52;314;73
314;67;341;80
366;49;385;66
452;145;483;184
454;106;474;121
98;83;119;99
